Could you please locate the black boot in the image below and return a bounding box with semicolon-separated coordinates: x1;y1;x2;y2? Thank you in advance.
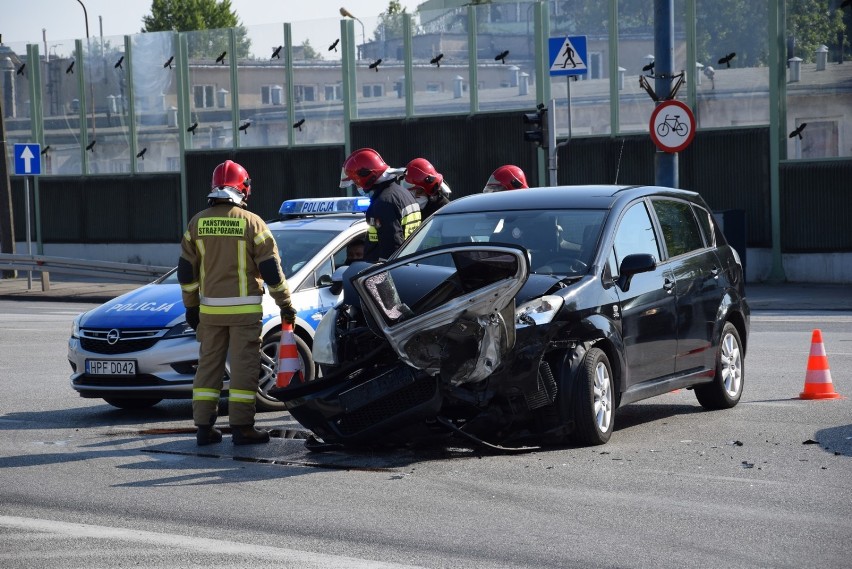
196;424;223;446
232;425;270;445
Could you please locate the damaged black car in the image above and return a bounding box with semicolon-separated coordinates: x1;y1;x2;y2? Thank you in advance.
270;185;750;450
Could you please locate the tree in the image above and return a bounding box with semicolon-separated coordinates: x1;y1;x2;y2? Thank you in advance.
787;0;846;63
298;39;322;61
141;0;251;59
373;0;415;42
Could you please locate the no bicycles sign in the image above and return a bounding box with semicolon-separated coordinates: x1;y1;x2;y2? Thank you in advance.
649;99;696;153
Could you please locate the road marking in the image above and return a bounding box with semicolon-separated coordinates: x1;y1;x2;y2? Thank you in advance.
0;515;425;569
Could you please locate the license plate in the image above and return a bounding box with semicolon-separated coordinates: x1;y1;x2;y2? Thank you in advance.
85;360;137;375
339;365;415;413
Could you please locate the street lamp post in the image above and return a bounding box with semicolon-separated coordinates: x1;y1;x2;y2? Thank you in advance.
75;0;96;150
76;0;89;38
340;7;366;60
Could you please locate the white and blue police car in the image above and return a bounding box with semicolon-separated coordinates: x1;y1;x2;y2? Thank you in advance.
68;197;370;411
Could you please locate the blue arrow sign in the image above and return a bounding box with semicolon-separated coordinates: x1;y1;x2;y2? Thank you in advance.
14;143;42;176
549;36;588;77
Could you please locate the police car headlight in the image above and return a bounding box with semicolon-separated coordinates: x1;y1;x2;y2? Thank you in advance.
515;295;563;329
164;321;196;338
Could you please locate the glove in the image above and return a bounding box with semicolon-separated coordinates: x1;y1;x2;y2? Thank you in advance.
185;306;200;331
280;305;296;326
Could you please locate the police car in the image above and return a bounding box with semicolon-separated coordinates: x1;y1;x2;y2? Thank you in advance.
68;197;370;411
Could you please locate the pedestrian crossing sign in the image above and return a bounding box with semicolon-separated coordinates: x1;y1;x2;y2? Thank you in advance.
549;36;588;76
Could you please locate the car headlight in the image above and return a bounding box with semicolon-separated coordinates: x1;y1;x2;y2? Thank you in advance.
515;295;564;329
163;321;196;339
71;315;82;338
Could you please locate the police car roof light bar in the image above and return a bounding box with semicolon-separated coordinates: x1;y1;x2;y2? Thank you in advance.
278;197;371;218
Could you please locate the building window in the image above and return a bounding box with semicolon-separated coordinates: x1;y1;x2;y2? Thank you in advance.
193;85;215;108
795;119;839;159
262;85;284;105
295;85;315;102
325;84;343;101
110;160;131;173
362;84;384;98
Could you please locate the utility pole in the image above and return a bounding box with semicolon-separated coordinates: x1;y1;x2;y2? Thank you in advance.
654;0;677;188
0;98;17;278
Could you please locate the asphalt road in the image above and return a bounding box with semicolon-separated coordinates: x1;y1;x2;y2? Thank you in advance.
1;300;850;568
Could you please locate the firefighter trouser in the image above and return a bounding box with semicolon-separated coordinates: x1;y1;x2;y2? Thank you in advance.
192;318;262;427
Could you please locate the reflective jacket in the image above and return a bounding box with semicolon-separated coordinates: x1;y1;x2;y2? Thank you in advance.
179;202;291;324
365;179;422;262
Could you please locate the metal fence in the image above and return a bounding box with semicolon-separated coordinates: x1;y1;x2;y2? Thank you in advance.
0;253;171;283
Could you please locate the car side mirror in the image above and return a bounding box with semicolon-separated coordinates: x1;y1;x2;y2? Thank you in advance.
317;274;333;288
616;254;656;292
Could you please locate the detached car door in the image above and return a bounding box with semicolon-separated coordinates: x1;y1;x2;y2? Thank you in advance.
352;244;530;385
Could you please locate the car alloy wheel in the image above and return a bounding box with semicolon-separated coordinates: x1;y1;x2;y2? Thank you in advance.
572;347;614;445
695;322;744;410
256;330;315;412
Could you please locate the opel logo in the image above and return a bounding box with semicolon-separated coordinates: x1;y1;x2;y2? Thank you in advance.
106;329;121;345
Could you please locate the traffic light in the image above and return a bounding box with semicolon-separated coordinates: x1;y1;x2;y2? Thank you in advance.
523;103;548;148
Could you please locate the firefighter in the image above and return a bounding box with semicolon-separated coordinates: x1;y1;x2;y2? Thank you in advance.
340;148;421;262
179;160;297;446
402;157;451;219
483;164;529;192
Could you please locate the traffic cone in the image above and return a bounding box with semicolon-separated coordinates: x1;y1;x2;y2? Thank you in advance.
799;329;842;400
276;324;303;388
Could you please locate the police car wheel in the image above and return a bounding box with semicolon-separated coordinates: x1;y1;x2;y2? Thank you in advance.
256;330;315;412
103;397;162;410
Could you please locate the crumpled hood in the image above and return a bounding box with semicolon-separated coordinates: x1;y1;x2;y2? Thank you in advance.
78;283;184;329
515;274;569;305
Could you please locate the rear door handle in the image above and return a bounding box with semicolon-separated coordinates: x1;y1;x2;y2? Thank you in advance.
710;266;720;278
663;277;674;293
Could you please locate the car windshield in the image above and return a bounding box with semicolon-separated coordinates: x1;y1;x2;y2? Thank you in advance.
399;209;607;276
159;227;340;283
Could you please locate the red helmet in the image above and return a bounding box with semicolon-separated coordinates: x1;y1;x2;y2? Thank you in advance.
341;148;389;190
209;160;251;203
484;165;528;193
403;158;443;197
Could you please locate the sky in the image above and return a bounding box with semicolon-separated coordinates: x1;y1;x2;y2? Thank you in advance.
1;0;423;47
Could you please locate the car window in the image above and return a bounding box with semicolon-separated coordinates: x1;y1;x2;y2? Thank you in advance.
303;233;368;290
612;202;660;272
651;199;705;258
692;205;716;248
334;232;368;267
399;210;605;275
273;229;338;276
314;256;333;286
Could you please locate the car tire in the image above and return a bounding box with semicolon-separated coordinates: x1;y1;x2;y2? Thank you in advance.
695;322;743;410
103;397;162;410
256;330;315;412
571;347;614;445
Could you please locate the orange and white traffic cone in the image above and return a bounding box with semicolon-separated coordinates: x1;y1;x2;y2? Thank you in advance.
799;329;842;400
276;324;303;388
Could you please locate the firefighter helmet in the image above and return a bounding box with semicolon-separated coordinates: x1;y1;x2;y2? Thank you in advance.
484;165;528;193
341;148;389;190
402;158;444;198
208;160;251;204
